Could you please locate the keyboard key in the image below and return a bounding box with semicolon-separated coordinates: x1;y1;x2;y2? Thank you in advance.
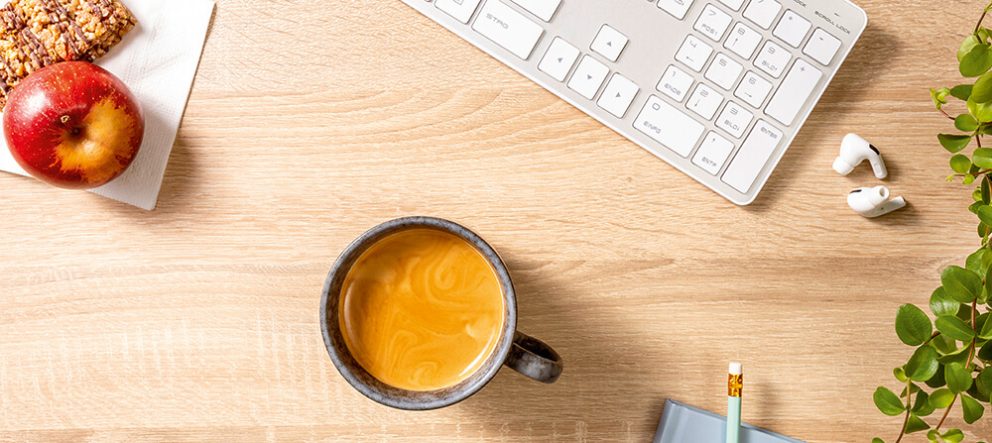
773;10;812;48
694;5;733;41
568;55;610;99
598;73;640;118
693;132;735;174
472;1;545;59
658;65;694;102
722;120;782;193
591;25;629;62
718;0;746;11
735;71;773;108
435;0;483;23
804;28;842;65
743;0;782;30
687;83;723;120
675;35;713;72
634;96;706;157
716;101;754;138
508;0;562;21
765;59;822;126
755;41;791;78
658;0;695;20
539;37;580;81
705;53;743;90
725;23;762;60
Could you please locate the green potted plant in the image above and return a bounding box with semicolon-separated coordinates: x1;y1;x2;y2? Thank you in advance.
873;3;992;442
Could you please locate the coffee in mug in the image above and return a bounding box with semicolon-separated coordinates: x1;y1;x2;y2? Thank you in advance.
321;217;563;410
338;228;505;391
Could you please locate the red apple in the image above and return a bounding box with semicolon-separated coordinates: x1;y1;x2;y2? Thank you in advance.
4;61;144;189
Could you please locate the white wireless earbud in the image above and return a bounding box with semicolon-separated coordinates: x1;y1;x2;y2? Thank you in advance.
848;186;906;218
834;133;888;179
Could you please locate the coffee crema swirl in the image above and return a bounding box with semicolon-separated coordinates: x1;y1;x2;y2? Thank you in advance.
339;228;505;392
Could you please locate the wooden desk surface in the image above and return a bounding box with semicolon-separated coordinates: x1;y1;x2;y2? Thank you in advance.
1;0;990;441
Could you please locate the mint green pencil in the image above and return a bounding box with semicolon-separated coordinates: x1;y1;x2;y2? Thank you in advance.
727;362;743;443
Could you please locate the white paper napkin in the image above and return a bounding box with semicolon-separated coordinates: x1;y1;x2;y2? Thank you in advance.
0;0;215;210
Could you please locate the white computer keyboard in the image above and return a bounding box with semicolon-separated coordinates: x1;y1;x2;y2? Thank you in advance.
400;0;867;205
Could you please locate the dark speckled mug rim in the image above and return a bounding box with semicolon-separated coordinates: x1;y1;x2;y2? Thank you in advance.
320;216;518;410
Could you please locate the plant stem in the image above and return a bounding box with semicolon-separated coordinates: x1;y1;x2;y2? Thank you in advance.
977;3;992;34
936;395;958;431
936;301;979;433
894;379;913;443
968;301;978;367
952;169;992;179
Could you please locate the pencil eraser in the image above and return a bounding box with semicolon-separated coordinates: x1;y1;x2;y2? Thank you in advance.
729;362;742;375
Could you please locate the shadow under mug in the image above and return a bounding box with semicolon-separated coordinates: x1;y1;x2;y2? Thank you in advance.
319;216;564;410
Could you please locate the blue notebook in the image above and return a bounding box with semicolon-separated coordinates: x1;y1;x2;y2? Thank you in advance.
654;400;805;443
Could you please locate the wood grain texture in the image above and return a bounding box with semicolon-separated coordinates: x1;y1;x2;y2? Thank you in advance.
1;0;990;441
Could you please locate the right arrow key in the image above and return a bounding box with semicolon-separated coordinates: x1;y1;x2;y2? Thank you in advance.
597;73;640;118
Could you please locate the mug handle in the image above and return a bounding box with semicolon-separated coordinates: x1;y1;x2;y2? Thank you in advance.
505;331;563;383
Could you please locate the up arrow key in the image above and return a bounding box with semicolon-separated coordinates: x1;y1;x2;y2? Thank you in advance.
592;25;629;62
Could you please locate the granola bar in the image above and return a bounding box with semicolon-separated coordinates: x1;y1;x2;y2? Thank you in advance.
0;0;135;106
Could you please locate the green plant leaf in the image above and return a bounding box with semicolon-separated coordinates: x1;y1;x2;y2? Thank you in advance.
972;71;992;102
933;88;951;110
939;134;974;153
894;366;908;382
961;394;985;423
983;176;991;203
897;304;933;346
904;413;930;433
980;339;992;360
952;84;974;101
946;363;973;393
960;35;983;62
936;316;976;341
970;98;992;122
976;148;992;169
931;334;958;356
970;377;990;402
951;154;973;173
926;364;947;388
979;205;992;226
961;43;992;77
939;350;974;367
956;114;980;132
931;287;960;318
913;390;936;417
906;346;940;381
980;311;992;339
874;386;905;416
941;429;965;443
978;367;992;396
967;248;992;273
930;388;955;408
941;266;983;303
871;439;884;443
901;382;921;397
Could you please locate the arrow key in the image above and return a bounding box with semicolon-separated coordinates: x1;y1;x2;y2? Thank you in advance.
597;73;640;118
568;55;610;100
539;37;581;81
591;25;628;62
